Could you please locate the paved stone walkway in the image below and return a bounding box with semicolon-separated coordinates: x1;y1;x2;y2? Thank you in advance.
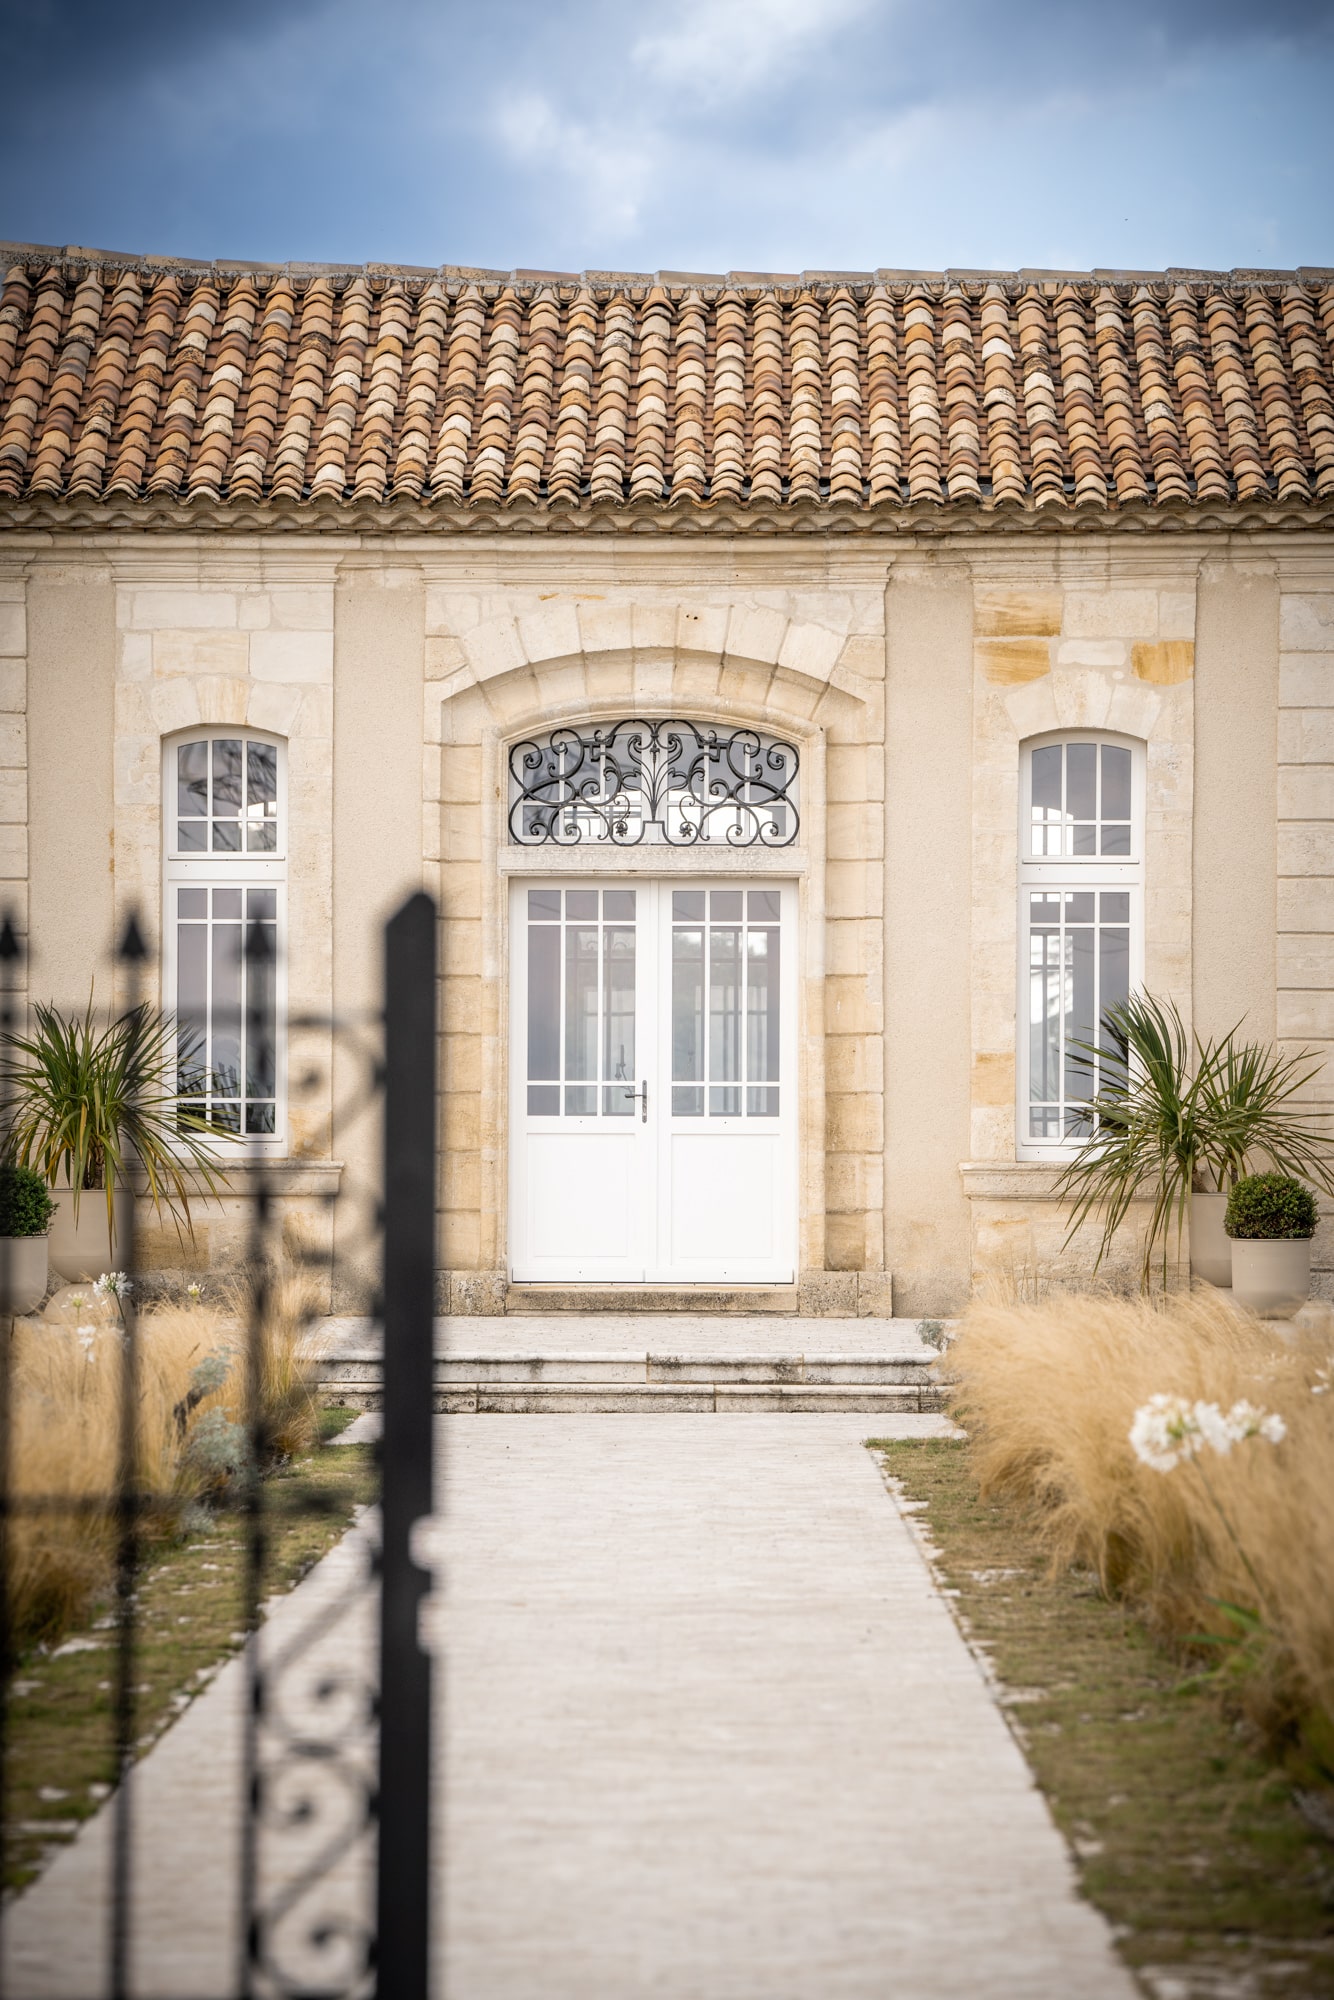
5;1415;1136;1999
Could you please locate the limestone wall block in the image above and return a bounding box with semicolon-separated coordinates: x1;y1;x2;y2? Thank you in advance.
1132;640;1194;686
442;861;482;920
0;771;25;825
767;665;827;723
777;620;843;683
823;973;879;1036
1279;934;1334;985
826;742;881;804
1000;676;1060;739
1063;590;1158;638
518;602;582;665
463;617;527;684
0;602;25;655
827;800;882;861
442;918;482;979
437;684;494;746
425;635;467;681
821;679;881;745
268;589;334;632
834;633;888;682
631;601;678;654
441;745;483;805
147;678;202;734
668;656;724;708
978;638;1051;686
825;1150;884;1216
0;661;24;713
237;593;270;630
971;1050;1016;1109
631;656;676;703
1280;826;1334;877
295;683;335;737
1278;991;1334;1041
425;589;481;635
152;631;248;678
443;1151;481;1211
676;604;729;660
970;1104;1015;1161
194;676;250;726
823;1211;868;1272
478;668;543;726
576;601;634;656
440;1210;481;1269
117;633;151;681
531;659;588;712
127;590;238;630
1157;591;1197;640
826;1089;883;1154
715;658;776;712
826;916;881;978
1280;595;1334;651
443;974;483;1036
1056;639;1126;669
825;1032;884;1093
1280;877;1334;935
974;588;1063;638
1052;666;1116;729
114;732;158;810
1279;709;1334;763
250;631;332;684
1280;656;1334;707
0;824;28;875
441;1031;482;1095
1279;767;1334;819
1105;680;1164;739
726;602;788;666
826;859;882;917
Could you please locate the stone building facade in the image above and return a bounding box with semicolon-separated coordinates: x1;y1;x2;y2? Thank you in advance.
2;249;1333;1310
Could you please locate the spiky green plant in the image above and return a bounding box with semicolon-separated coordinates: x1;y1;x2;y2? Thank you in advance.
0;995;226;1244
1054;994;1334;1290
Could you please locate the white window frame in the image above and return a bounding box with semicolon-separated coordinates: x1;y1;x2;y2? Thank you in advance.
162;729;288;1153
1016;732;1145;1162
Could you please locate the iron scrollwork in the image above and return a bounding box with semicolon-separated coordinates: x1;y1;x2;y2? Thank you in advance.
508;719;801;847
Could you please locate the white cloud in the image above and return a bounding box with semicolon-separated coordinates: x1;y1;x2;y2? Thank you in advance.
493;91;656;241
632;0;873;106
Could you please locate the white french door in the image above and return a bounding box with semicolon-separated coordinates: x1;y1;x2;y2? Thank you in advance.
509;879;797;1283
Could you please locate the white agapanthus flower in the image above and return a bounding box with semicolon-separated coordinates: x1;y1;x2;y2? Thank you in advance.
1131;1394;1285;1471
94;1272;131;1298
186;1283;204;1302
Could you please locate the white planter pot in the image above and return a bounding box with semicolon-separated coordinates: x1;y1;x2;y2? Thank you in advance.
1190;1191;1232;1289
0;1236;49;1315
47;1192;125;1283
1229;1238;1312;1319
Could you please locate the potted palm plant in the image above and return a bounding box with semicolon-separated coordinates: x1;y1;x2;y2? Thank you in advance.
0;996;226;1281
1053;994;1334;1292
0;1163;54;1314
1225;1172;1317;1317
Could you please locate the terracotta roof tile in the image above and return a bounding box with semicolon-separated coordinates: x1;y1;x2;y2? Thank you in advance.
1;250;1332;516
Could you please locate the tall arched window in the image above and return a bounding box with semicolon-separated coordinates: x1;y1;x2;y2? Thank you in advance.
1017;734;1144;1159
162;731;286;1142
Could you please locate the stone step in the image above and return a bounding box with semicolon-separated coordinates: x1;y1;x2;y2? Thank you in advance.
315;1349;949;1415
323;1379;947;1415
503;1285;801;1315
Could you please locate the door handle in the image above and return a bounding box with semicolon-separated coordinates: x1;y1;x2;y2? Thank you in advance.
623;1080;649;1123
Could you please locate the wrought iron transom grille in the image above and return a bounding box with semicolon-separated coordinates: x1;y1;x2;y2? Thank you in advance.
508;719;801;847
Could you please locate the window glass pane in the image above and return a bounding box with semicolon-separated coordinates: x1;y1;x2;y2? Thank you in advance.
527;1084;560;1115
708;928;741;1084
1072;822;1097;857
178;887;207;919
214;888;242;919
527;925;559;1080
709;1086;741;1117
245;1103;276;1135
748;889;781;922
211;1102;241;1134
1100;823;1131;856
248;820;278;852
177;922;208;1094
178;819;207;852
564;1085;596;1115
1065;892;1095;924
672;929;704;1082
566;889;598;920
528;889;560;920
711;890;743;920
672;1086;704;1116
565;927;599;1080
1065;926;1095;1104
246;946;277;1099
246;742;278;848
1067;742;1096;822
747;1086;780;1116
213;820;242;853
1101;891;1130;923
177;740;209;820
1029;928;1061;1105
1031;743;1062;813
1030;893;1062;924
1030;1106;1060;1138
248;888;277;920
602;926;635;1088
603;890;635;919
211;923;243;1104
1100;926;1130;1020
746;929;780;1085
673;890;705;920
212;739;242;818
1101;744;1131;821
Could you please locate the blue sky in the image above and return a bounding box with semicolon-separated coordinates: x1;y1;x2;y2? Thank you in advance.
2;0;1332;273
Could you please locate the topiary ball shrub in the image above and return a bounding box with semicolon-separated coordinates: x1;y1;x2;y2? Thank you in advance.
1225;1172;1318;1240
0;1164;54;1238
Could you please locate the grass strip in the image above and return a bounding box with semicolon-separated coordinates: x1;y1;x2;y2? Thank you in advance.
872;1437;1334;2000
5;1408;374;1893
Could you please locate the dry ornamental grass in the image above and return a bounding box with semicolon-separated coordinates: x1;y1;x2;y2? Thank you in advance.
948;1288;1334;1773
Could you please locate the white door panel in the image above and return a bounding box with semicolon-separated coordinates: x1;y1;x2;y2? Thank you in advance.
510;879;796;1284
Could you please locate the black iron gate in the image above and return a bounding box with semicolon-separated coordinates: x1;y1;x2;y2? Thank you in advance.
0;891;439;1998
